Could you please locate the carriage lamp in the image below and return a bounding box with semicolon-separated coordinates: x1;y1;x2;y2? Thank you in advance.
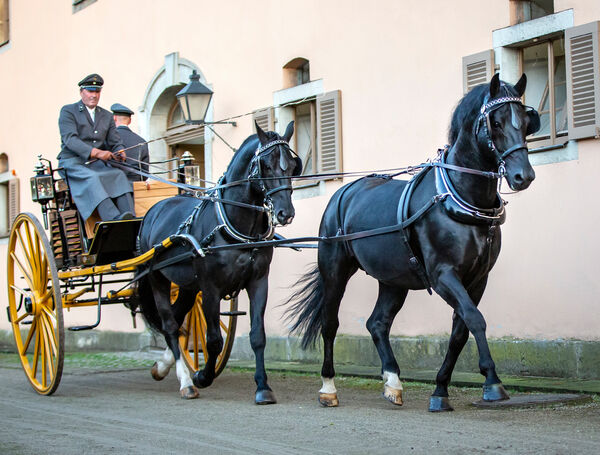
176;70;236;127
30;159;54;204
179;151;201;187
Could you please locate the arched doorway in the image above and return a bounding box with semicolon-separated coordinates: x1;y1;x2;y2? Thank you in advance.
139;52;212;181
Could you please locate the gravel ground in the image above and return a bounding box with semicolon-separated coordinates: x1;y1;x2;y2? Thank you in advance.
1;352;599;455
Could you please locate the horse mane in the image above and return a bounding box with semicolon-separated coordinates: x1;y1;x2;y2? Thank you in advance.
448;84;488;145
448;80;520;145
225;130;282;177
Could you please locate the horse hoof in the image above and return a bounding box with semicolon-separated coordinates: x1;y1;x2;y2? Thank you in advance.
483;383;510;402
429;396;454;412
255;389;277;405
192;370;212;389
318;392;339;407
180;386;199;400
383;385;403;406
150;362;165;381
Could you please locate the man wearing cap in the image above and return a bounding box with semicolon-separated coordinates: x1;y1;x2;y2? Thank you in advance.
111;103;149;182
58;73;135;221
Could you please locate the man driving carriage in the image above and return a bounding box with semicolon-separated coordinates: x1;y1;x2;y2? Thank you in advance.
58;73;135;222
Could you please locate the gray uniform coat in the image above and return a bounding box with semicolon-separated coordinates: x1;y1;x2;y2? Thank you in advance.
58;100;131;220
115;125;150;182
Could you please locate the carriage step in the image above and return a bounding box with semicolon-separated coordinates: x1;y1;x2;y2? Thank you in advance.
220;311;246;317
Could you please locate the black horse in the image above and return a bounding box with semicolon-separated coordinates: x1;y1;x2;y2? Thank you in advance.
286;74;539;411
137;121;301;402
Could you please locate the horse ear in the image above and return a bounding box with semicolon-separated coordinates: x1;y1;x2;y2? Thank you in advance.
514;74;527;97
255;121;269;145
283;121;294;143
489;73;501;98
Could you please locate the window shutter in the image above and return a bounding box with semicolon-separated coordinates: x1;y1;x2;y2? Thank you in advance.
252;107;274;133
8;178;19;227
316;90;342;175
462;50;495;94
565;21;600;141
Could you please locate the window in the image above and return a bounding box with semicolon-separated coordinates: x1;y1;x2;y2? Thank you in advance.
282;57;310;89
73;0;97;13
510;0;554;25
466;12;599;162
0;154;19;238
0;0;9;46
522;37;567;146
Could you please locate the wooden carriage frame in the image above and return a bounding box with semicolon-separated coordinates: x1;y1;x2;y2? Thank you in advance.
6;158;242;395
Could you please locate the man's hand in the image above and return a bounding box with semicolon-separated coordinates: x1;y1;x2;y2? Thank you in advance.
114;150;127;162
90;148;113;161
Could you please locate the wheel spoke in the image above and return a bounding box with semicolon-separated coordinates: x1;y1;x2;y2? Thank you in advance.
41;312;58;359
10;252;35;291
10;284;28;296
40;323;48;387
23;224;41;286
14;311;31;325
196;307;208;363
32;325;40;379
21;318;38;355
41;304;57;323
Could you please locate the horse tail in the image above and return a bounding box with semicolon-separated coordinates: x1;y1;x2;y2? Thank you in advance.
283;265;324;350
136;272;163;333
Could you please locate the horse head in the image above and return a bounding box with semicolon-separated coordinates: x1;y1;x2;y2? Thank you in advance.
475;73;538;191
252;120;302;226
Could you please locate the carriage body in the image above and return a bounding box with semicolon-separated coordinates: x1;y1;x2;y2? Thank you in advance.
6;157;239;395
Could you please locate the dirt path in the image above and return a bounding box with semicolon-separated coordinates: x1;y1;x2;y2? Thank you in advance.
1;363;599;454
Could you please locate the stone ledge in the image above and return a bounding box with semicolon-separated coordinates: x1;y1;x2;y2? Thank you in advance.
2;330;599;380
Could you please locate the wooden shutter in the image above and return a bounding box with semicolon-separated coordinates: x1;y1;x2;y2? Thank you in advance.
565;21;600;140
252;107;274;133
316;90;342;175
8;178;19;227
462;50;495;94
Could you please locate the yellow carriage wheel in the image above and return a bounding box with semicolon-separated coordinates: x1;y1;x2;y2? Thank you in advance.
7;213;64;395
171;285;238;377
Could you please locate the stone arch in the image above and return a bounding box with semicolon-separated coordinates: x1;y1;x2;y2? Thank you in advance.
139;52;213;179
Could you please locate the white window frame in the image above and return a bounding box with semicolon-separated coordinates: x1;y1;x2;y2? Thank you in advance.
493;9;578;165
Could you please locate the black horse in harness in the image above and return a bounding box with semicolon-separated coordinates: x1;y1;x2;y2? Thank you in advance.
286;74;540;411
137;121;301;402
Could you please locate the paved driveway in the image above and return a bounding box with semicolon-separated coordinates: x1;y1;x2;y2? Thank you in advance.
1;354;599;454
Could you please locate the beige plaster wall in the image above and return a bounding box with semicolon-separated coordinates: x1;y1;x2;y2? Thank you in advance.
1;1;598;341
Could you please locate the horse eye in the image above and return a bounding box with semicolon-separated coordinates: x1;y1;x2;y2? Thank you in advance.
493;121;502;129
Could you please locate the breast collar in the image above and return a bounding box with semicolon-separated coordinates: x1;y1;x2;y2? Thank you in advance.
434;151;506;226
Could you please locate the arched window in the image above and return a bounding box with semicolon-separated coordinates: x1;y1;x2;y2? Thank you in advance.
282;57;310;89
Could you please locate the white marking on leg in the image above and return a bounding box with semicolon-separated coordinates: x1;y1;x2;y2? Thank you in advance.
156;348;175;378
175;358;194;390
319;376;337;394
382;371;403;390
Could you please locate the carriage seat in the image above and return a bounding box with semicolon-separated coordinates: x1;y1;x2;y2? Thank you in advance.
82;179;178;238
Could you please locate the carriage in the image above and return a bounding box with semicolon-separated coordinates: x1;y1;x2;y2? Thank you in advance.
6;155;242;395
7;74;539;410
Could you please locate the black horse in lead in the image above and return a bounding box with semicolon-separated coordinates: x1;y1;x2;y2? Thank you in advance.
137;121;301;402
286;74;539;411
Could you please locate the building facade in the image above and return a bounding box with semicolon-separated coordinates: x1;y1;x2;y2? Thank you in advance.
1;1;599;366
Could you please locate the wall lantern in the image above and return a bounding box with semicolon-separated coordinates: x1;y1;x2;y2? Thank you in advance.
176;70;213;125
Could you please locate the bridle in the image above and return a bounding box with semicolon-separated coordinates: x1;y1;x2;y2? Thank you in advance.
214;138;298;243
248;138;299;220
475;93;530;177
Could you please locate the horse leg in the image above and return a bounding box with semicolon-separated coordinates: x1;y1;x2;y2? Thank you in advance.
366;283;408;406
150;275;198;399
246;277;276;405
319;256;357;407
430;277;488;412
433;271;508;403
192;291;223;390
